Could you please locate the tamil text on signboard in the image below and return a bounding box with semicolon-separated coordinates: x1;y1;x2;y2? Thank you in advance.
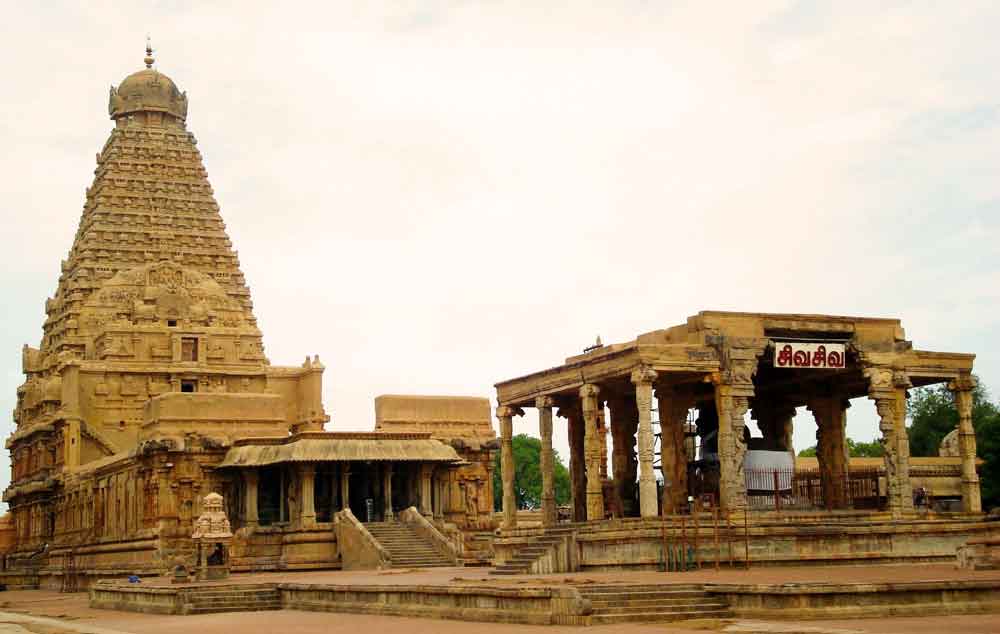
774;342;846;369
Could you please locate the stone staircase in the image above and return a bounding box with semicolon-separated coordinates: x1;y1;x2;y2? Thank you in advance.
184;585;282;614
462;530;495;566
577;584;732;624
366;521;454;568
490;527;574;575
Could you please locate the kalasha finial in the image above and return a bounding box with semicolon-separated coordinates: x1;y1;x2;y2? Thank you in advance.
144;35;155;68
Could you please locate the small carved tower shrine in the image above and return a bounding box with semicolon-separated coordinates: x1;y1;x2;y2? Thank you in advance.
191;492;233;580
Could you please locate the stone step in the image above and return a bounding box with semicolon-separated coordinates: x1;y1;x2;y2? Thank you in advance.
189;597;282;605
593;601;729;615
190;590;279;597
191;601;281;610
382;544;448;557
577;584;705;593
188;604;282;614
590;597;718;610
590;597;717;608
590;608;732;624
580;589;706;601
190;597;282;605
364;521;453;569
189;593;281;601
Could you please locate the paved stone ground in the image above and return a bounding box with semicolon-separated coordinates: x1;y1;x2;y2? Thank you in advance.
0;564;998;634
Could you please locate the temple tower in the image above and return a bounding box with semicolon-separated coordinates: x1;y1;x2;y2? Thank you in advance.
7;45;327;555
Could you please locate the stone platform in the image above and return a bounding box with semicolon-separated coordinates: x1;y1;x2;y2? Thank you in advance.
86;564;1000;625
706;579;1000;619
494;513;1000;574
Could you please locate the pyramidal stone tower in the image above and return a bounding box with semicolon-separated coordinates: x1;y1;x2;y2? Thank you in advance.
6;45;328;567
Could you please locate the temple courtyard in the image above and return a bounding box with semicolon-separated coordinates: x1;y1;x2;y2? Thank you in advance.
0;564;997;633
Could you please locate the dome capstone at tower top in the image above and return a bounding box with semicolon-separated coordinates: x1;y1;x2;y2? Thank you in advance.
108;39;188;123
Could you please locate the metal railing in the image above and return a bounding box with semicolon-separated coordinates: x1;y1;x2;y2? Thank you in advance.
744;467;883;511
689;463;883;512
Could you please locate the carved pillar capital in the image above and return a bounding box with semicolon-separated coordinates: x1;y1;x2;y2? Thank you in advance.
578;383;600;400
948;374;978;393
630;366;657;386
535;395;555;409
496;405;523;420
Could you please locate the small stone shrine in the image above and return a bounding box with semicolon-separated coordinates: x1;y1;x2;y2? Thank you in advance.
191;493;233;580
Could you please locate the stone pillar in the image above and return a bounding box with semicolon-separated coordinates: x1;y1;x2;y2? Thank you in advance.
949;375;982;513
608;396;638;517
714;387;750;513
808;396;849;510
331;467;339;514
713;345;762;513
631;367;659;517
865;367;913;518
560;402;587;522
157;467;178;534
580;384;605;521
299;464;316;528
597;405;609;479
383;464;394;520
656;385;691;515
433;471;445;520
420;464;434;516
497;405;521;529
536;396;557;527
340;464;350;511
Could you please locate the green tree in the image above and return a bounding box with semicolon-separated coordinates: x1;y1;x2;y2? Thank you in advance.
847;437;884;457
907;379;1000;510
492;434;572;511
797;437;884;458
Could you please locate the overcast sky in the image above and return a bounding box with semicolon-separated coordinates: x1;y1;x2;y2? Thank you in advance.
2;2;999;500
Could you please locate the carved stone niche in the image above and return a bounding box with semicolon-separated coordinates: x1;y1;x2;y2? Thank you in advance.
191;492;233;581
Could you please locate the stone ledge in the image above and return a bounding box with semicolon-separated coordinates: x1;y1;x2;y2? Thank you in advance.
89;580;589;624
706;579;1000;620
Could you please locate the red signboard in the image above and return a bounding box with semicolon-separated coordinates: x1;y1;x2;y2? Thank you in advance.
774;342;846;369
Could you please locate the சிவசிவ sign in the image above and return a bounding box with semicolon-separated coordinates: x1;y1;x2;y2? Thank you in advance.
774;342;846;369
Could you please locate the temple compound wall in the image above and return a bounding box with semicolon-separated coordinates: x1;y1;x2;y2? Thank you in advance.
1;48;492;589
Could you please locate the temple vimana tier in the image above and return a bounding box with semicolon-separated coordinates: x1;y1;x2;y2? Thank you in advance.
2;48;497;588
2;47;997;591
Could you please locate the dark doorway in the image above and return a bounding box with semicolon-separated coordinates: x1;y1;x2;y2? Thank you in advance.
258;466;285;525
